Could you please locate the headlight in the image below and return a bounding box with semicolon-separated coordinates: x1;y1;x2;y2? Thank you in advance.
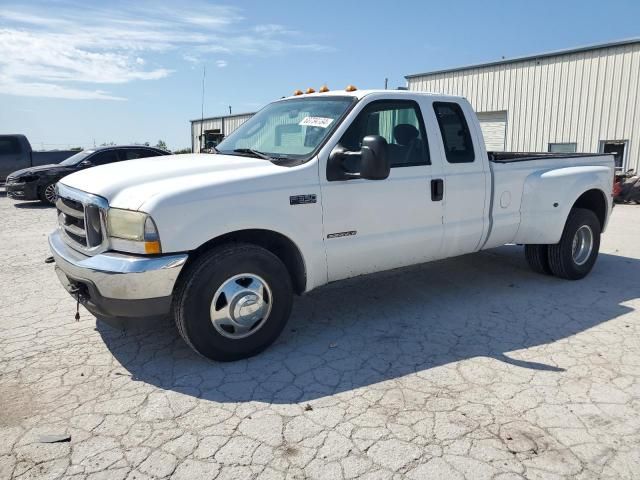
107;208;161;254
17;174;38;183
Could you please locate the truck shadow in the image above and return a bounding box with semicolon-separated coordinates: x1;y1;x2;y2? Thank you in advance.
13;201;52;209
98;245;639;404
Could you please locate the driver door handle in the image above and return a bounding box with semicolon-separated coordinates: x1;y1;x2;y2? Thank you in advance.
431;179;444;201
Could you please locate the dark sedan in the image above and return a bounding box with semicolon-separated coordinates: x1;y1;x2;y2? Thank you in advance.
5;145;170;205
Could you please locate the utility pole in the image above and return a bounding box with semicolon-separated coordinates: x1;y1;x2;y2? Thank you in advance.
229;105;232;115
384;78;388;90
200;65;206;152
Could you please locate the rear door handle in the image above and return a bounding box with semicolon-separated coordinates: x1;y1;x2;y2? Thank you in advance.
431;179;444;201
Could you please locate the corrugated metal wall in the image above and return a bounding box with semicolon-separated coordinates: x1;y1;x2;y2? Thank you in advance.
407;42;640;171
191;113;255;153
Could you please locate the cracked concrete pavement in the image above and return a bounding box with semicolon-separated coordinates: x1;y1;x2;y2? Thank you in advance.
1;188;640;479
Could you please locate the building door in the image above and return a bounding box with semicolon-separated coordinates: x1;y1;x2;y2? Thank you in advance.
600;140;627;171
477;111;507;152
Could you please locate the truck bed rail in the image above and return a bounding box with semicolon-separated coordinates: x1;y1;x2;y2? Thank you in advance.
488;152;610;164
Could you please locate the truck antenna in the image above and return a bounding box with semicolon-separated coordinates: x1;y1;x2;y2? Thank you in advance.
200;65;206;153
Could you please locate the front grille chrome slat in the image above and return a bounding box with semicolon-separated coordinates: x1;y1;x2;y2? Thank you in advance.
56;199;85;219
62;222;86;238
55;184;109;255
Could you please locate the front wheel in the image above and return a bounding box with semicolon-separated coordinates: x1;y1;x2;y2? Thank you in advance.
39;182;57;205
173;243;293;361
547;208;601;280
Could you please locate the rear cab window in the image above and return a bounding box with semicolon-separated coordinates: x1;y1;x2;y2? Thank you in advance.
433;102;475;163
0;137;22;156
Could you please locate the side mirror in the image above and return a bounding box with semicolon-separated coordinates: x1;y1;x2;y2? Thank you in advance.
327;135;389;181
359;135;389;180
79;160;93;168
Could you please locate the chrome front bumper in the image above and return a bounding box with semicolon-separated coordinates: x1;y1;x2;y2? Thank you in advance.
49;229;188;319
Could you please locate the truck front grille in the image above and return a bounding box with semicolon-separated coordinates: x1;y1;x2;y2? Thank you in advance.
55;184;108;255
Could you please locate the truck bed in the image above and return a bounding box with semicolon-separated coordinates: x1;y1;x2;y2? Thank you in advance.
488;151;610;163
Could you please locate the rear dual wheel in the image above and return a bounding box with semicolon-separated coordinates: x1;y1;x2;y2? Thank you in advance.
525;208;601;280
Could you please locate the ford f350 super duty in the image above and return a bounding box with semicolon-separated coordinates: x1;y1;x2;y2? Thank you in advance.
48;88;615;361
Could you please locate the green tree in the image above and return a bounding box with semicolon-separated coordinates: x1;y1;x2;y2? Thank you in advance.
155;140;168;151
173;148;192;154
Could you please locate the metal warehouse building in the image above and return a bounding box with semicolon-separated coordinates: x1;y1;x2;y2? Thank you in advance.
406;38;640;171
191;112;254;153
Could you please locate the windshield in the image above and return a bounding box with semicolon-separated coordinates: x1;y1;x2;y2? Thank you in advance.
59;150;95;166
216;97;355;161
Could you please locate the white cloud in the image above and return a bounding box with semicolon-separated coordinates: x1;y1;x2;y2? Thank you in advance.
0;75;125;100
0;2;333;101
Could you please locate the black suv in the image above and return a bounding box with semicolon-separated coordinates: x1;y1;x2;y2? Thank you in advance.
6;145;170;205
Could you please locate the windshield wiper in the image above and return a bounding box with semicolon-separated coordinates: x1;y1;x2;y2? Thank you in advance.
232;148;274;161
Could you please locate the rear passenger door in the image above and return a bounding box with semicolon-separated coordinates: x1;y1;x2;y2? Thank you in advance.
321;98;444;281
431;101;489;257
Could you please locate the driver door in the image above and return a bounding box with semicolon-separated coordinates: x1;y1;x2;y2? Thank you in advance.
320;99;444;282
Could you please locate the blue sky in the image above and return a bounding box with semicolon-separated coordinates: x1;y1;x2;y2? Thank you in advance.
0;0;638;151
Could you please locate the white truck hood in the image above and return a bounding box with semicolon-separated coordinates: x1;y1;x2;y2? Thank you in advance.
59;153;287;210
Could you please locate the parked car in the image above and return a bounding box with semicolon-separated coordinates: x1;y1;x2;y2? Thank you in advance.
614;169;640;204
48;88;614;361
0;134;77;182
6;145;170;205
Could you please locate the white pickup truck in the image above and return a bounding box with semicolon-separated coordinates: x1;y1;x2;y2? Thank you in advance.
49;88;614;361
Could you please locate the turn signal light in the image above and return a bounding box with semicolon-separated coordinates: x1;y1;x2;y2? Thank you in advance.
293;89;303;96
144;241;161;255
319;85;330;93
345;84;357;92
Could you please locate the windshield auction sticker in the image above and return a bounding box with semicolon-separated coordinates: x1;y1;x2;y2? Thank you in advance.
299;117;334;128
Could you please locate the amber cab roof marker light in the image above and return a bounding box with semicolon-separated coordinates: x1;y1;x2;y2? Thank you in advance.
345;84;357;92
293;89;304;96
305;87;316;94
319;85;330;93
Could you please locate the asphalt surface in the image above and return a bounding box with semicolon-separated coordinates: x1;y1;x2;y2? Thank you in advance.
1;187;639;480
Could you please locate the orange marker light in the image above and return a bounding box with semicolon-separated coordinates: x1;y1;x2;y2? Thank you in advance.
319;85;330;93
293;89;303;96
144;241;161;255
345;84;358;92
306;87;316;94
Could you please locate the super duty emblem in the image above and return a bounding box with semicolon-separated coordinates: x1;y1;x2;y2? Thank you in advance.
327;231;357;239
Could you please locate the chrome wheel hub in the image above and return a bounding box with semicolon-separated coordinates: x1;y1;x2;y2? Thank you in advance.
572;225;593;266
44;184;57;204
210;273;272;339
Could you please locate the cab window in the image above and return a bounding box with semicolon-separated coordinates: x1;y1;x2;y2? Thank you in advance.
340;100;430;172
433;102;475;163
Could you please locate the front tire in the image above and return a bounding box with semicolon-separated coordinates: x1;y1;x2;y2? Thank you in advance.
548;208;601;280
39;182;57;205
173;243;293;361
